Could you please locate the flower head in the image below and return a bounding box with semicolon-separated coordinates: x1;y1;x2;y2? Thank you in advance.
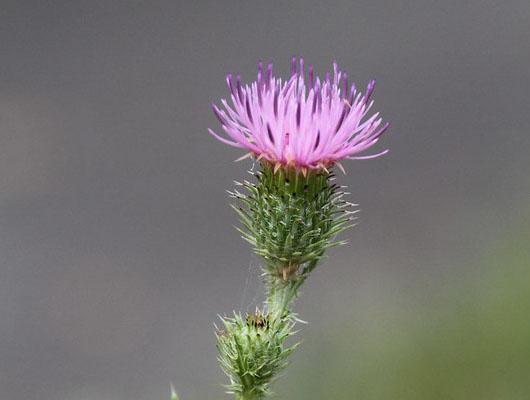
209;57;390;172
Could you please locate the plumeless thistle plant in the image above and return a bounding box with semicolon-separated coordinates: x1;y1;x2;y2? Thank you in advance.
201;57;388;400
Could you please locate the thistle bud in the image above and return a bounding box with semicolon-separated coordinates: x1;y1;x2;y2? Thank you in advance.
216;312;297;400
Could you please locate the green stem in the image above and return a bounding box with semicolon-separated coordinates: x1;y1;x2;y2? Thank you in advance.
266;280;297;317
265;262;297;316
266;259;319;316
237;391;262;400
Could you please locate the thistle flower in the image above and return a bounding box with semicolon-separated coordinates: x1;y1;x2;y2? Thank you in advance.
209;57;389;173
206;59;390;400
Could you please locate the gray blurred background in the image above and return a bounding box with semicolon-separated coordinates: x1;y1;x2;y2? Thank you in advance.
1;1;530;399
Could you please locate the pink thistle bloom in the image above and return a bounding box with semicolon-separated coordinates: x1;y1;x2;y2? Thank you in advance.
209;57;390;173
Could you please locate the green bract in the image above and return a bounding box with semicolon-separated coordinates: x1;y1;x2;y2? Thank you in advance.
230;164;356;311
216;312;297;400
